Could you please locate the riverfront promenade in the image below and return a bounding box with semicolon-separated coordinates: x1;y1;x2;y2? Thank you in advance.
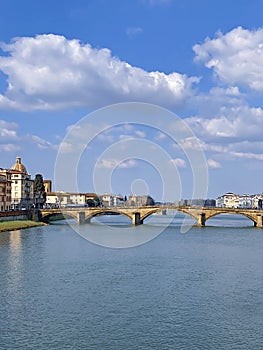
38;206;263;227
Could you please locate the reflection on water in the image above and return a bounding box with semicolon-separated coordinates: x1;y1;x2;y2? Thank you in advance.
0;215;262;350
206;213;253;227
51;213;255;248
9;231;22;250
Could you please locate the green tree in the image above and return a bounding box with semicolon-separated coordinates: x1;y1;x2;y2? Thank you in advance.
86;199;95;207
33;174;46;209
86;196;102;207
93;196;102;207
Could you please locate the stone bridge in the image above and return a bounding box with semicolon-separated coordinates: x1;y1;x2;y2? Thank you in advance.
176;206;263;227
38;206;263;227
38;206;161;225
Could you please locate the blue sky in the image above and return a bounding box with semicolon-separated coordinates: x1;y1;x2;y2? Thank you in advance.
1;0;263;201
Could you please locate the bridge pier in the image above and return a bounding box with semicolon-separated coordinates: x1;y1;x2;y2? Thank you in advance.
32;210;41;222
197;213;206;227
78;212;86;224
132;212;143;225
255;214;263;228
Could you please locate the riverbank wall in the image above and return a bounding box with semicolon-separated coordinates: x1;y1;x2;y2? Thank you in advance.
0;210;32;222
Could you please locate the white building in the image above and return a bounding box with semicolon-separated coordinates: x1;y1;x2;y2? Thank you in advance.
45;192;99;208
216;192;263;209
100;194;124;207
45;192;70;208
216;192;240;208
10;157;34;209
251;194;263;209
68;193;86;205
238;194;253;208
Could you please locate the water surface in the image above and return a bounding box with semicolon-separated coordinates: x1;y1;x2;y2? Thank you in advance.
0;214;262;349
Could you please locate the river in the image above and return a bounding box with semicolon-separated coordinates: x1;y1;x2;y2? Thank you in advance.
0;213;263;349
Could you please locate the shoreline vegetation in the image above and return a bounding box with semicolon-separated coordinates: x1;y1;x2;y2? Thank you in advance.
0;220;47;232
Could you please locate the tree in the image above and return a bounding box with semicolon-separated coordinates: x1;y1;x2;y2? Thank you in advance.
86;196;102;207
93;196;102;207
33;174;46;209
86;199;95;207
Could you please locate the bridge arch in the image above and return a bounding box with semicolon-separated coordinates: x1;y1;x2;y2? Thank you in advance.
175;207;200;224
141;207;202;225
40;211;79;223
85;209;133;223
140;208;164;222
205;211;256;226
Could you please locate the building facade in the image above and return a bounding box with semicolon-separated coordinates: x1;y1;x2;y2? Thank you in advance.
9;157;34;209
252;194;263;209
216;192;263;209
100;194;124;207
238;194;253;208
0;175;9;211
216;192;240;208
45;192;99;208
128;195;155;206
0;170;12;211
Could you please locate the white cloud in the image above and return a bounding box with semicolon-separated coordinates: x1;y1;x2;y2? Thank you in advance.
126;27;143;38
155;131;167;141
0;34;199;111
97;133;114;143
228;140;263;153
122;123;134;132
207;159;221;169
58;141;74;154
31;135;57;150
0;120;18;139
169;158;186;168
0;119;59;155
187;105;263;141
0;144;20;152
119;134;135;141
97;158;137;169
226;151;263;161
177;136;263;164
0;120;19;153
193;26;263;91
135;130;146;138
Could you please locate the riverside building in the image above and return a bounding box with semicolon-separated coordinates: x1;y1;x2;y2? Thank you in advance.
0;170;12;211
216;192;263;209
10;157;34;210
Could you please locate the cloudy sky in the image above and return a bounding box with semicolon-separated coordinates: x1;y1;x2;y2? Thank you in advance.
1;0;263;201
